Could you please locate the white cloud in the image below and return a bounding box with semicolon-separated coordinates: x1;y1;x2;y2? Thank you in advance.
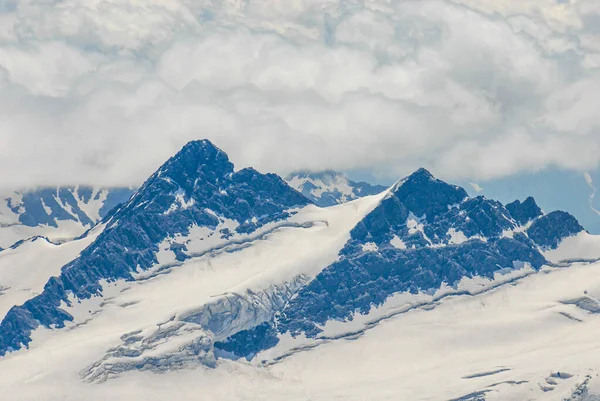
0;41;102;96
0;0;599;188
543;72;600;135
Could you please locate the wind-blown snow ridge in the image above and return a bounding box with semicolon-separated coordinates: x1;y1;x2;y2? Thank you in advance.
135;219;324;282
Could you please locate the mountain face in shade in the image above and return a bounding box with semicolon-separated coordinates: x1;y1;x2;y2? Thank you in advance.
391;168;468;222
216;169;584;357
0;140;310;355
0;187;134;249
286;170;387;207
527;211;585;249
506;196;543;225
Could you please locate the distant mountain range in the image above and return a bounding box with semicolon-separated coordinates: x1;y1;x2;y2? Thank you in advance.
0;170;382;250
0;187;133;249
3;168;596;253
286;171;387;207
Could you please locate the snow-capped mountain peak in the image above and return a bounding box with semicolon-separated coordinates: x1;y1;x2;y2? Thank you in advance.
286;170;387;207
0;139;310;355
392;167;469;222
153;139;233;186
216;169;588;358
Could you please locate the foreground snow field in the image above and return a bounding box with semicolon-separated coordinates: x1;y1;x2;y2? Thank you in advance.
3;258;600;400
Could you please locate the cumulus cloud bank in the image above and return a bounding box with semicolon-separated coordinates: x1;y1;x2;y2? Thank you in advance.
0;0;599;187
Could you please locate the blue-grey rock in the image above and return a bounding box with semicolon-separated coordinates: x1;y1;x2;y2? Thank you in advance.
394;168;468;222
0;140;310;355
527;211;585;249
216;169;583;359
506;197;543;225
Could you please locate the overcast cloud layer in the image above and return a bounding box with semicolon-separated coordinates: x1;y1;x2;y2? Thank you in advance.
0;0;599;187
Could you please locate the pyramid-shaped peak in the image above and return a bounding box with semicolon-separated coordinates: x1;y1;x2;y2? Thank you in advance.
157;139;234;182
386;168;434;191
172;139;228;163
392;168;468;222
408;167;434;180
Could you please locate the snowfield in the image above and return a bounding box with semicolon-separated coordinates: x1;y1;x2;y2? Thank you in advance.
0;225;103;320
4;261;600;400
544;231;600;264
2;189;600;400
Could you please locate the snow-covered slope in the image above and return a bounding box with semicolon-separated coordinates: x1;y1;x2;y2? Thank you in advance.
544;231;600;264
217;168;586;361
0;187;133;249
1;141;600;401
5;261;600;400
0;225;104;321
0;139;312;355
286;170;387;207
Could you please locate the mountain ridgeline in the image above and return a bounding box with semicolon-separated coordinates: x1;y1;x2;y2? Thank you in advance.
0;140;310;355
0;141;586;358
216;169;584;357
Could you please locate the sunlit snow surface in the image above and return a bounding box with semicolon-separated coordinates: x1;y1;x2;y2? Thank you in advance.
2;193;600;400
0;225;103;320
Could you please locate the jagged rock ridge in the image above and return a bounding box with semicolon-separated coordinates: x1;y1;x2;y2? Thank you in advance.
0;140;310;355
217;168;585;357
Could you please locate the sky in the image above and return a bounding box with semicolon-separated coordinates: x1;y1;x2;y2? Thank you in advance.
345;167;600;234
0;0;599;190
465;169;600;234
